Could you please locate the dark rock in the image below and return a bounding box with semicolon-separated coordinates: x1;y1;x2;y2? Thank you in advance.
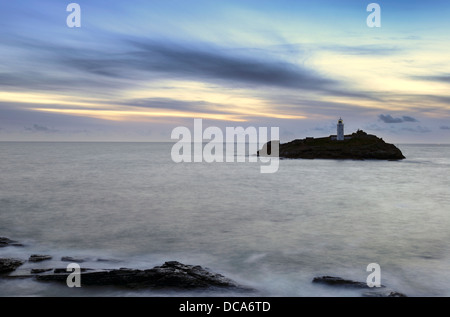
0;258;25;274
385;291;407;297
363;290;407;297
0;237;23;247
36;261;246;290
61;256;85;263
96;258;121;263
31;268;53;274
312;276;373;288
29;255;52;262
258;130;405;161
53;268;93;273
313;275;407;297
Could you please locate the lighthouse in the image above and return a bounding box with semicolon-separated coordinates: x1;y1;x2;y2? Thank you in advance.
337;118;344;141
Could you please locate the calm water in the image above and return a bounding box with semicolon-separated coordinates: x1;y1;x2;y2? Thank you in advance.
0;142;449;297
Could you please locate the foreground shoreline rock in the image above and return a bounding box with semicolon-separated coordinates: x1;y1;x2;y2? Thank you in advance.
258;130;405;161
36;261;244;290
0;237;23;248
0;236;248;291
313;276;407;297
0;258;25;274
1;237;407;296
0;256;247;291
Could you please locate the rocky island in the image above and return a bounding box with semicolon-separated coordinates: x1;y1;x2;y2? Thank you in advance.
259;129;405;161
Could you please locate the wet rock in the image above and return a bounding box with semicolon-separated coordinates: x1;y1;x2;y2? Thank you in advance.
61;256;85;263
312;276;375;288
385;291;407;297
0;258;25;274
0;237;23;247
313;275;407;297
362;290;407;297
29;255;52;262
31;268;53;274
53;268;93;273
96;258;121;263
36;261;247;290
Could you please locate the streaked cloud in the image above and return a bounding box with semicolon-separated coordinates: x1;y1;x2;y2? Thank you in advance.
25;124;58;133
0;0;450;142
379;114;419;124
412;75;450;83
320;44;402;56
401;126;431;133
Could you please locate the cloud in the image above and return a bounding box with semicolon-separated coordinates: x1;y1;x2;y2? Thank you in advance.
63;38;339;93
378;114;418;123
2;34;377;102
401;116;419;122
24;124;58;133
310;122;336;133
0;102;114;129
364;123;385;132
320;44;401;56
119;97;228;114
364;123;431;134
401;126;431;133
412;75;450;83
440;126;450;130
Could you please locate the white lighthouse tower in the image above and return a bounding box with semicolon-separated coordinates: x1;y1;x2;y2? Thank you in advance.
337;118;344;141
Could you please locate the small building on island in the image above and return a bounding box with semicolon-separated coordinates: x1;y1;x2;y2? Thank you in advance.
337;118;344;140
331;118;352;141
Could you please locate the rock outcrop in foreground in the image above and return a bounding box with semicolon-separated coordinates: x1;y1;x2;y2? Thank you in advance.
259;130;405;160
36;261;242;290
0;236;245;291
313;276;407;297
0;237;23;248
1;237;408;296
1;238;248;291
0;258;25;274
0;257;243;290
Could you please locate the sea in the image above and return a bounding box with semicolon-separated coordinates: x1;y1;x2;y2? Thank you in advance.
0;142;449;297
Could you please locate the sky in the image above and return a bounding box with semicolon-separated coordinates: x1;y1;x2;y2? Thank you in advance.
0;0;450;143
